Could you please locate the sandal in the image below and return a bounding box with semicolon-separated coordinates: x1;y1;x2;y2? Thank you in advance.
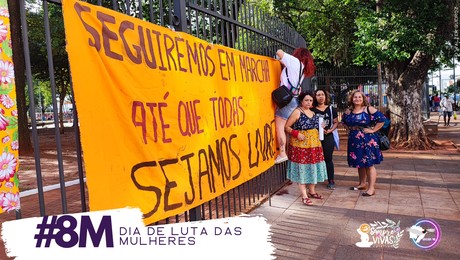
302;197;313;206
362;191;376;197
308;192;323;199
349;186;366;191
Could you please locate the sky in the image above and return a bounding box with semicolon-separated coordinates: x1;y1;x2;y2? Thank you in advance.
428;60;460;93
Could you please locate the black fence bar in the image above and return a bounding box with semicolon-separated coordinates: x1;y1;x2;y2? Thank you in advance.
43;0;68;214
19;0;46;217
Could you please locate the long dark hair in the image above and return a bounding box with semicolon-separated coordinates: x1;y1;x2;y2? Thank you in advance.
313;89;330;107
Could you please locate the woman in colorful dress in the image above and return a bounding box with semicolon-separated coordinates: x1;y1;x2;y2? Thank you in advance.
342;90;385;196
284;91;327;205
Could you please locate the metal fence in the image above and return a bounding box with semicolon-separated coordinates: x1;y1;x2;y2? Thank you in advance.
9;0;304;224
316;66;381;111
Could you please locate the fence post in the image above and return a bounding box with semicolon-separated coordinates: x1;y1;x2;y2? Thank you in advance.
172;0;201;221
189;206;202;222
173;0;187;32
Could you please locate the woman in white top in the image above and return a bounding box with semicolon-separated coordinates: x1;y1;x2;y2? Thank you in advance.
274;48;315;163
441;94;454;126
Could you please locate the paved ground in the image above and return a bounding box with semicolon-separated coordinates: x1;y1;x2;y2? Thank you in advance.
251;112;460;259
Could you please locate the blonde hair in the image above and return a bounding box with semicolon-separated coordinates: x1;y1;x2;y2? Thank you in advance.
347;90;369;108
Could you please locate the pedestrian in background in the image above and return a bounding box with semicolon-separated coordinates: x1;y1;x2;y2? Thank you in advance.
429;95;433;111
284;91;327;205
433;93;441;112
342;90;386;197
313;89;338;190
441;93;454;126
273;48;315;164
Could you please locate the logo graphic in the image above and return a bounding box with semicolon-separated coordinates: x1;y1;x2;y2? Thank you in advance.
355;223;373;247
355;219;404;248
407;218;441;250
34;215;114;248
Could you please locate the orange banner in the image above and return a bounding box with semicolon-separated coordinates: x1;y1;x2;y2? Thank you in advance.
0;0;20;214
62;0;280;224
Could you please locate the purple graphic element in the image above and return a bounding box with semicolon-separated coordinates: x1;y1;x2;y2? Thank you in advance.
34;215;114;248
409;218;441;250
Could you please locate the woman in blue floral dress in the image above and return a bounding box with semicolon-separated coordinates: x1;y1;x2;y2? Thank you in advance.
284;92;327;205
342;90;385;197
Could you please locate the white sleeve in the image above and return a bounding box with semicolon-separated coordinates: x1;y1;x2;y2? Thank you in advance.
280;53;302;89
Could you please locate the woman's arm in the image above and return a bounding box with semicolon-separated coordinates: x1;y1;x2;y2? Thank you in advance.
342;109;350;127
285;109;305;140
284;109;300;134
363;106;385;134
325;117;339;135
363;122;384;134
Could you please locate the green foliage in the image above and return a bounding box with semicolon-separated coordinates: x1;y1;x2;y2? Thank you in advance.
354;0;454;67
26;1;71;111
32;81;53;112
273;0;458;69
250;0;274;14
273;0;373;67
447;79;459;94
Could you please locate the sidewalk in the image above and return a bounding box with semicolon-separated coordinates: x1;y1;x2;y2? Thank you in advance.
430;111;460;150
251;113;460;259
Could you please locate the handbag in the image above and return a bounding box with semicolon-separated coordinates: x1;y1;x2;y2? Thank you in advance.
329;106;340;150
272;61;303;108
366;106;390;151
377;132;390;151
271;85;293;108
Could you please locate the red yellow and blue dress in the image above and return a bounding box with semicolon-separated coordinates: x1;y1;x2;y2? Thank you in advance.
287;111;327;184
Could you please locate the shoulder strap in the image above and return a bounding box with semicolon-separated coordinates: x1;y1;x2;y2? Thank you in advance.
296;60;303;87
285;69;295;92
297;107;306;115
329;106;334;128
367;106;377;127
286;61;303;95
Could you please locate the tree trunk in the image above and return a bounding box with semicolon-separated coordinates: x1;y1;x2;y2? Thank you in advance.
385;51;433;150
8;0;33;155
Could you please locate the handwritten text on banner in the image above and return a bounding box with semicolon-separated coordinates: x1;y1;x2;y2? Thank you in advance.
62;0;281;224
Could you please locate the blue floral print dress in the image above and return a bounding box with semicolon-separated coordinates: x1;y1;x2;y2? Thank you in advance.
342;108;386;168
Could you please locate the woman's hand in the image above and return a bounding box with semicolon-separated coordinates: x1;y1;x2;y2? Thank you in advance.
321;121;327;129
276;49;285;60
362;128;374;134
297;133;305;141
